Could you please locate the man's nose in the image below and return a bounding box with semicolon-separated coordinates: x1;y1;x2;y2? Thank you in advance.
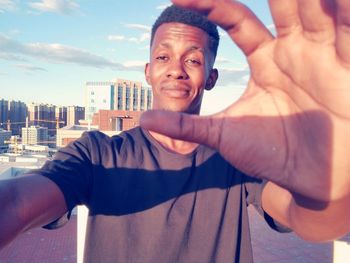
166;60;188;79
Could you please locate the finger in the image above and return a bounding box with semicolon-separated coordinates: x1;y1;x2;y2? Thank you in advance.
171;0;273;56
336;0;350;64
268;0;301;36
297;0;336;42
140;110;224;150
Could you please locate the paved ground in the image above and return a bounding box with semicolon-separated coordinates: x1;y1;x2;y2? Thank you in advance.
0;217;77;263
1;207;349;263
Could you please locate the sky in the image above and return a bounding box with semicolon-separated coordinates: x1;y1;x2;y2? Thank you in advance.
0;0;274;115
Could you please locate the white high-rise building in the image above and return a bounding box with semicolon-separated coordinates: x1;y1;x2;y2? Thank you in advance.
84;79;152;121
22;126;48;146
85;82;112;121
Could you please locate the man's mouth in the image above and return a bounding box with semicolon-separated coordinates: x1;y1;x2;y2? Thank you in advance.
161;83;190;98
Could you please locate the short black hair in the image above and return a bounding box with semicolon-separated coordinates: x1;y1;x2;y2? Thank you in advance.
151;5;220;58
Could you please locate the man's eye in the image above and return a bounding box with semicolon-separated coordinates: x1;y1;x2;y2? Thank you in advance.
156;56;168;61
186;59;201;65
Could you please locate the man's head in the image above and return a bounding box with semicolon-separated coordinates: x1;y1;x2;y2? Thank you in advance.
145;5;220;115
151;5;220;60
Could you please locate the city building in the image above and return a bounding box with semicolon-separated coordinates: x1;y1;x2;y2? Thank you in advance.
0;128;12;153
27;103;57;136
0;99;27;136
67;106;85;126
22;125;49;146
8;100;28;135
0;99;9;130
85;81;112;121
56;106;68;128
91;109;142;131
56;124;123;148
56;125;97;148
85;79;152;121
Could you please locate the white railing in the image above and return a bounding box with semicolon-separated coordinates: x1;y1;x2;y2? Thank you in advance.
77;205;89;263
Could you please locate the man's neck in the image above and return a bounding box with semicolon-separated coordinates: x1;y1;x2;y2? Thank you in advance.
148;130;198;155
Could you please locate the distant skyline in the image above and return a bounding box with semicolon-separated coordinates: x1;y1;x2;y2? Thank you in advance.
0;0;274;115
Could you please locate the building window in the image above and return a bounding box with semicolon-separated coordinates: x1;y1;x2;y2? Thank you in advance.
147;89;152;110
126;87;130;111
133;87;138;111
118;85;123;110
140;88;145;111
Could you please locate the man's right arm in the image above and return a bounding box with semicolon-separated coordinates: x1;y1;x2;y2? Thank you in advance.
0;174;67;250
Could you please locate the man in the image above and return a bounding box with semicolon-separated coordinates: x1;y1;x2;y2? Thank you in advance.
1;1;350;263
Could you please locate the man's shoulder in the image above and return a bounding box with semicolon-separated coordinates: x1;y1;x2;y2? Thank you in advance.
80;126;144;144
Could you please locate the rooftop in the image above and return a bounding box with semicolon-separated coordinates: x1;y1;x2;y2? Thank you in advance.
1;208;349;263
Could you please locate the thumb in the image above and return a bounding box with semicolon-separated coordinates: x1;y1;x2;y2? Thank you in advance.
140;110;224;149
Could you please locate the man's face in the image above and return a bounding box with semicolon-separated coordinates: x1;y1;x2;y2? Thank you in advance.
145;22;218;114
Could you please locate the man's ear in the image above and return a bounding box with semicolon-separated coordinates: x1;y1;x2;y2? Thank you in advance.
205;68;218;91
145;63;151;85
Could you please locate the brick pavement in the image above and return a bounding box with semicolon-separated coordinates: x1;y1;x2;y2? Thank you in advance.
0;217;76;263
0;209;349;263
248;207;350;263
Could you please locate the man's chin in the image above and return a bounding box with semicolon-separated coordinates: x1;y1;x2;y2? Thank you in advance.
153;105;200;115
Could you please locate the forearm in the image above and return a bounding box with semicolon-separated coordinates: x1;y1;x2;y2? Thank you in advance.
0;180;26;250
262;182;350;242
289;192;350;242
0;175;68;250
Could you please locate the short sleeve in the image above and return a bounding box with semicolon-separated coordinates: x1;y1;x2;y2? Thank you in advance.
244;177;291;233
35;131;94;213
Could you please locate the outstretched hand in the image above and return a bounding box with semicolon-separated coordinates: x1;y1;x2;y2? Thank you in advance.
141;0;350;203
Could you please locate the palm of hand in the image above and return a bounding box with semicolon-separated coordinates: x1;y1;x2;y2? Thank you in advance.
219;32;350;201
141;0;350;202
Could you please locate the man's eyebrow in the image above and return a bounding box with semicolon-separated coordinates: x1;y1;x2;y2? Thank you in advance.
188;46;205;53
156;42;205;53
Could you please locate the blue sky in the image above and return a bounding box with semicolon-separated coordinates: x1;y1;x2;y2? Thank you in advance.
0;0;273;115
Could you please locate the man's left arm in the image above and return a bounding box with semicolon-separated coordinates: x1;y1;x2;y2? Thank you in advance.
262;182;350;242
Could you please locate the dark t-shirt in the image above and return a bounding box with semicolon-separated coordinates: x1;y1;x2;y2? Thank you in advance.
38;127;284;263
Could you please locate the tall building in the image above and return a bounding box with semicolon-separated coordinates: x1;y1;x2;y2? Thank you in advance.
56;106;67;128
85;79;152;121
0;99;9;130
0;99;28;136
8;100;27;136
67;106;85;126
85;82;112;121
22;126;49;146
0;128;11;153
27;103;56;136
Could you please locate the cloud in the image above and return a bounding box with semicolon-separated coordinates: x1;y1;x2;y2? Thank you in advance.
219;31;228;38
122;60;146;71
108;35;125;41
156;3;172;10
0;0;18;12
124;24;151;32
266;24;276;34
16;63;47;72
267;24;275;30
28;0;79;14
108;32;150;44
0;52;27;61
216;65;250;86
0;35;143;72
108;23;151;46
215;57;231;64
